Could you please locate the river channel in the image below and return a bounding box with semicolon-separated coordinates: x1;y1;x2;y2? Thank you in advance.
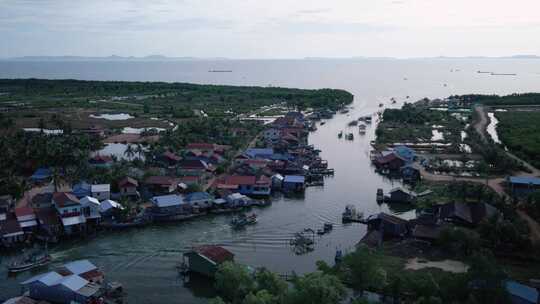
2;59;540;303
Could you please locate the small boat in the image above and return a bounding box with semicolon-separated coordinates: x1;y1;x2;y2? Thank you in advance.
323;223;333;232
335;250;343;264
8;250;51;273
320;121;326;126
346;133;354;140
230;213;257;229
406;95;410;99
376;188;384;202
379;103;384;108
364;116;372;124
342;205;364;223
358;124;366;134
348;120;358;127
338;131;343;138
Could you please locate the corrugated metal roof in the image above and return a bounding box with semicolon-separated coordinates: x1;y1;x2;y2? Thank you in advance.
21;271;63;286
80;196;100;207
99;200;123;212
508;176;540;186
91;184;110;192
63;260;97;275
284;175;305;183
61;215;86;226
58;274;88;291
19;220;38;228
506;280;539;303
151;195;184;208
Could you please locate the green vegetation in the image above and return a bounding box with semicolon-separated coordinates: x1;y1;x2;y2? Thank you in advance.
376;103;464;146
213;262;346;304
0;79;353;116
496;111;540;168
455;93;540;106
415;181;497;207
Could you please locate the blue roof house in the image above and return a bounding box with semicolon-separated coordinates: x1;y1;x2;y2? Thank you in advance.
393;146;416;163
31;168;52;182
184;192;214;209
506;280;539;304
507;176;540;196
245;148;274;160
283;175;305;192
72;182;92;198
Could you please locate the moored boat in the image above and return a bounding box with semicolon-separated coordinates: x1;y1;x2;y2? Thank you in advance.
8;250;51;273
342;205;365;223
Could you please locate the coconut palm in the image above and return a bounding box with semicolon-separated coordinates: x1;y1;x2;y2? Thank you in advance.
124;144;135;160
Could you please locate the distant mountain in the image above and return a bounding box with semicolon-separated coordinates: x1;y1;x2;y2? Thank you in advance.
2;55;230;61
424;55;540;60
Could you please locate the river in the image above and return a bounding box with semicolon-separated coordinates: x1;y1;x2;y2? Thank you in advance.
1;59;540;303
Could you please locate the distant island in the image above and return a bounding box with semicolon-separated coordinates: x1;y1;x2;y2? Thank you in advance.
2;55;539;61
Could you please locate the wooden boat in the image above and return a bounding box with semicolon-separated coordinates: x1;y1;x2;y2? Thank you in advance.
376;188;384;202
335;250;343;264
320;121;326;126
342;205;365;223
348;120;358;126
346;133;354;140
338;131;343;138
8;250;51;273
231;213;257;229
379;103;384;107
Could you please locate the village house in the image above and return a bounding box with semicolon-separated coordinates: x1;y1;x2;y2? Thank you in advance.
21;261;102;304
393;145;416;163
90;184;110;201
72;182;92;199
367;213;409;239
15;206;38;233
216;175;271;196
183;245;234;277
158;151;182;167
79;196;101;225
373;152;406;171
245;148;275;160
88;154;113;168
118;177;139;198
99;200;124;221
0;214;25;246
263;127;282;144
30;167;52;183
144;176;180;196
282;175;306;192
225;192;252;207
35;207;62;242
52;192;86;236
149;194;188;221
386;187;418;203
435;202;500;227
58;259;105;284
177;159;213;177
507;176;540;197
184;192;214;209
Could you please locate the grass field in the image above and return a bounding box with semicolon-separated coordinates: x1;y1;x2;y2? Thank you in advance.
496;111;540;168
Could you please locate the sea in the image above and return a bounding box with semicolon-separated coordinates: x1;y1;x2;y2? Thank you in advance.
1;59;539;303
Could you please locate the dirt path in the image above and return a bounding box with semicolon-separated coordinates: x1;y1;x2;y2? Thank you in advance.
517;210;540;245
413;163;506;195
473;105;488;142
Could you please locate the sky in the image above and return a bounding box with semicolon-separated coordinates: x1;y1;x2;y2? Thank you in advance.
1;0;540;58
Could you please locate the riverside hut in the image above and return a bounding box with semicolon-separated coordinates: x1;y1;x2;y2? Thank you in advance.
182;245;234;277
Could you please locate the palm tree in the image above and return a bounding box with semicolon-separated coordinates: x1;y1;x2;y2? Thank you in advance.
124;144;135;160
134;143;145;161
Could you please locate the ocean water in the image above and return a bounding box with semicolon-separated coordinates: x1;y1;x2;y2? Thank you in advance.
1;59;539;303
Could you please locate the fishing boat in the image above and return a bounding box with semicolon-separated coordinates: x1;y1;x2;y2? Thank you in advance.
334;250;343;264
348;120;358;126
342;205;365;223
346;133;354;140
317;222;334;235
230;213;257;229
379;103;384;108
338;131;343;138
364;116;372;124
320;121;326;126
8;249;51;273
376;188;384;202
358;124;366;134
